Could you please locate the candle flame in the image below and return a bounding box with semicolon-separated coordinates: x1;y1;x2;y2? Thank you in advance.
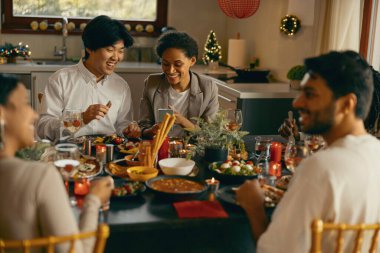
211;177;215;183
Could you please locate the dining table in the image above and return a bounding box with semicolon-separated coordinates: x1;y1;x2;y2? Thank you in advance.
72;135;287;253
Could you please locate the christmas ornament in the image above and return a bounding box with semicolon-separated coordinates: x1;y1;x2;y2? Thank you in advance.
202;30;222;64
67;22;76;31
135;24;144;32
124;24;131;32
54;22;63;31
30;21;39;31
80;23;87;31
218;0;260;19
145;24;154;33
280;14;301;36
39;20;48;31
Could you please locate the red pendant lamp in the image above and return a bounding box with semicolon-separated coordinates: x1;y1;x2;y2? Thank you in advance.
218;0;260;19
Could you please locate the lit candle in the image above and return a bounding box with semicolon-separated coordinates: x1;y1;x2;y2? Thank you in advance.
205;177;220;192
169;141;183;158
74;178;90;196
270;142;282;162
95;145;106;163
269;161;282;178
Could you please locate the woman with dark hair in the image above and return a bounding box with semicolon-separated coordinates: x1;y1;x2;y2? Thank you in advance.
139;31;219;138
0;74;113;253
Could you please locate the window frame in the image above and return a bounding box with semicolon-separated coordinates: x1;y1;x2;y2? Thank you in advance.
1;0;167;36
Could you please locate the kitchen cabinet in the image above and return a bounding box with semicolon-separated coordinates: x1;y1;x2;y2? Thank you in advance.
215;82;299;135
31;72;52;109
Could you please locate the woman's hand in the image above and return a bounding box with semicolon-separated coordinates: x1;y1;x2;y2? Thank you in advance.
89;176;114;205
169;106;195;129
123;122;141;138
141;124;160;139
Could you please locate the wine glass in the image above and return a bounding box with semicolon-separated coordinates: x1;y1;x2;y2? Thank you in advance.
54;143;80;205
284;141;310;173
304;135;326;154
225;109;243;131
63;109;82;143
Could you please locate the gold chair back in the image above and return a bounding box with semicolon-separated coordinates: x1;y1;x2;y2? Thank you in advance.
0;223;109;253
310;219;380;253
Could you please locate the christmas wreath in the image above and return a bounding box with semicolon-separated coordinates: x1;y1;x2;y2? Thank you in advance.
280;15;301;36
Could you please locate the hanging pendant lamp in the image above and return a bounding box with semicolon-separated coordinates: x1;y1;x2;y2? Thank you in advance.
217;0;260;19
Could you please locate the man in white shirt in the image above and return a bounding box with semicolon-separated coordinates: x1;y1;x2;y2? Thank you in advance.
236;51;380;252
37;15;141;141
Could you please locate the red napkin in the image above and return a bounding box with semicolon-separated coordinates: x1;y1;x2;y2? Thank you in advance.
173;200;228;218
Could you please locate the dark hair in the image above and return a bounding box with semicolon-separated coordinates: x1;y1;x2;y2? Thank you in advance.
364;67;380;129
0;74;20;105
155;31;198;59
82;15;134;59
304;50;374;119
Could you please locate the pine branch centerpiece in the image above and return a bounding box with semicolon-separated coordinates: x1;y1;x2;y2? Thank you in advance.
185;111;249;158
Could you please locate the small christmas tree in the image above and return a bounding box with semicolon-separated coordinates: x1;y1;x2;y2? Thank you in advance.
202;30;222;64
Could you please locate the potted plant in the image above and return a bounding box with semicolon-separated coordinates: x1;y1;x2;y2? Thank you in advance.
287;65;306;90
185;111;249;163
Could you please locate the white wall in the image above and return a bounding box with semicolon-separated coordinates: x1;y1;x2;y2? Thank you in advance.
0;0;318;81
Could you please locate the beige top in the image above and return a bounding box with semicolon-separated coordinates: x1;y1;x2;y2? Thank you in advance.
0;157;101;253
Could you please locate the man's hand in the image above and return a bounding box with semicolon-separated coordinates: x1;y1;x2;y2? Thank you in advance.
278;118;300;140
82;103;111;125
235;179;265;212
123;122;141;138
235;179;268;241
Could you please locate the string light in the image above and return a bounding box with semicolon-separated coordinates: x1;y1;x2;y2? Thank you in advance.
203;30;222;64
0;42;31;58
280;15;301;36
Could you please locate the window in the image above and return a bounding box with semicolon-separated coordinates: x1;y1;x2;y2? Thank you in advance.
1;0;167;36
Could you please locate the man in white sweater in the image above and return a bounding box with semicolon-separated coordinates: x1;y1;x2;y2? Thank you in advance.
236;50;380;252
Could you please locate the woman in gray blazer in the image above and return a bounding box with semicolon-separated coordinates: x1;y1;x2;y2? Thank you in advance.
139;31;219;138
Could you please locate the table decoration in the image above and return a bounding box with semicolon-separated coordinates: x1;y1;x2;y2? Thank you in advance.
173;200;228;219
74;178;90;196
186;110;249;162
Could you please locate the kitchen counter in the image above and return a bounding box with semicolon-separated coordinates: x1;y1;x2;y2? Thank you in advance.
216;82;299;99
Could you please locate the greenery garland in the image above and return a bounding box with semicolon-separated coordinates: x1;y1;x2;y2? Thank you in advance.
280;14;301;36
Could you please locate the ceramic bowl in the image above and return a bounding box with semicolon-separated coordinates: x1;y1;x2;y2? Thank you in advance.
127;166;158;182
124;155;142;166
158;158;195;176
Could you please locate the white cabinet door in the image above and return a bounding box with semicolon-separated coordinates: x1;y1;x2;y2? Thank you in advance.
31;72;52;111
117;72;152;121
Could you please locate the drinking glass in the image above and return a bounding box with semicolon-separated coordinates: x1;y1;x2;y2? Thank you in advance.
284;141;310;173
253;136;273;163
225;109;243;131
54;143;80;198
63;109;82;143
304;135;326;154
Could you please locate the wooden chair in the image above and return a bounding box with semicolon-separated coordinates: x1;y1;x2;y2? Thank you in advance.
310;219;380;253
0;223;109;253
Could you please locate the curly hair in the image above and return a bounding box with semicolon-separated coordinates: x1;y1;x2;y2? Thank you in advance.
155;31;198;59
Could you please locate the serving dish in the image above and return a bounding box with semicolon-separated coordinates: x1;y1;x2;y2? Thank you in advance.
145;175;208;201
111;179;146;199
105;159;129;178
158;158;195;176
208;161;258;184
127;166;158;182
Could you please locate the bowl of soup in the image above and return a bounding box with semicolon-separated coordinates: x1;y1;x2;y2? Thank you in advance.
145;175;208;201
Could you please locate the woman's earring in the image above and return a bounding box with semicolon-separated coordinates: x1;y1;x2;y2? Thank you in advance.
0;118;5;150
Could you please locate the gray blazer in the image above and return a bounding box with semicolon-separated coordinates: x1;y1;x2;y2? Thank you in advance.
138;71;219;137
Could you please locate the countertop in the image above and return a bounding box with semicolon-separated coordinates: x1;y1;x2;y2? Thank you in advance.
0;61;298;99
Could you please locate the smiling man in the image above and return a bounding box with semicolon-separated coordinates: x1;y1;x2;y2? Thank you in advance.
37;15;141;141
236;51;380;252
